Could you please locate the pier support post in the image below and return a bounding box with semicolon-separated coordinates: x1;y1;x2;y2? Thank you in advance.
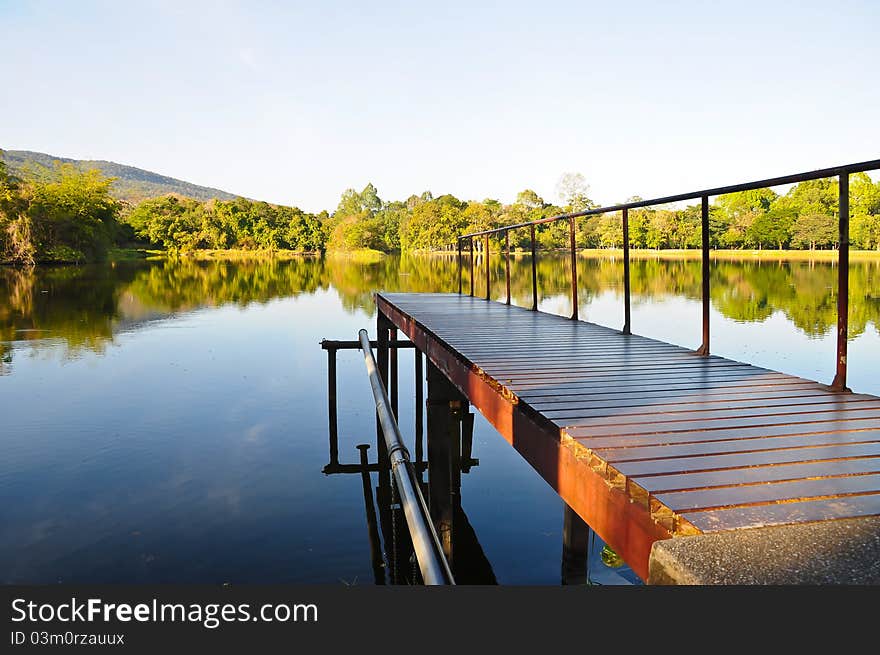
376;311;393;465
561;504;590;585
426;360;465;566
326;346;339;467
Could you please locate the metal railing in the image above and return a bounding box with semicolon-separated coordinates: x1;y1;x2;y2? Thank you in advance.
358;329;455;585
455;158;880;392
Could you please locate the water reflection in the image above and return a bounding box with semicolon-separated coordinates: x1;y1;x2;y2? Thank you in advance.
3;254;878;374
2;253;877;583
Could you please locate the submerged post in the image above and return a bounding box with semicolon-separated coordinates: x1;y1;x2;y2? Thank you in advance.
622;208;631;335
485;233;491;301
697;195;710;355
530;224;538;311
832;173;851;391
357;444;386;585
561;504;589;585
569;216;578;320
505;230;511;305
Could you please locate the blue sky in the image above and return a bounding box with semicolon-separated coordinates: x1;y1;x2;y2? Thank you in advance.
1;0;878;212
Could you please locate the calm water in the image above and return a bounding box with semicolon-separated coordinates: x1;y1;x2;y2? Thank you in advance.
1;254;879;584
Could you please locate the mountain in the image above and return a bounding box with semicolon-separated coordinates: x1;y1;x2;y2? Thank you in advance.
1;149;239;203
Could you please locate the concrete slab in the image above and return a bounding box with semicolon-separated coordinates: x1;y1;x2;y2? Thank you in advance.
648;516;880;585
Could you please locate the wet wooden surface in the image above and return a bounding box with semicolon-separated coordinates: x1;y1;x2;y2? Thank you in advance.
377;293;880;538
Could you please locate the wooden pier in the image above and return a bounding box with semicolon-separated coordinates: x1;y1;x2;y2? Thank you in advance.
376;292;880;582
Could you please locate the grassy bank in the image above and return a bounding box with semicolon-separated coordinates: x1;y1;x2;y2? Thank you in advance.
575;248;880;261
13;247;880;267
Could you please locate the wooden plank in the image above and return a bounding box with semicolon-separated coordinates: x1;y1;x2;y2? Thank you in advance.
573;419;880;450
485;362;757;378
534;392;871;417
510;373;796;393
481;360;753;375
545;401;880;425
597;430;880;462
615;442;880;478
633;457;880;493
682;492;880;531
656;474;880;512
518;380;822;400
565;409;880;438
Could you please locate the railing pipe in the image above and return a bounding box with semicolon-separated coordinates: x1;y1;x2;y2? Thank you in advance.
457;239;462;295
530;225;538;311
505;230;511;305
832;173;850;390
622;208;631;334
697;195;710;356
485;233;491;301
569;216;578;320
358;329;455;585
469;237;475;297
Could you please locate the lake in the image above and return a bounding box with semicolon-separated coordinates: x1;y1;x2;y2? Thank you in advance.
1;253;878;584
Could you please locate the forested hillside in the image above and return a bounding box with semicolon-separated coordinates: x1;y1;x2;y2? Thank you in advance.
2;150;238;203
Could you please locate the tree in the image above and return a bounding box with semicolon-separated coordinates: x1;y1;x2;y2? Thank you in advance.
400;195;466;250
716;188;778;218
556;172;595;212
852;213;880;250
26;165;120;261
748;206;795;249
790;213;837;250
780;178;838;217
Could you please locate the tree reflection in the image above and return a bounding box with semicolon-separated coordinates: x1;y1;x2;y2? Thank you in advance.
1;255;878;372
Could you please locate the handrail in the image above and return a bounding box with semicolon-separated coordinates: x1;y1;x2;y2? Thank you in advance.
454;158;880;391
358;329;455;585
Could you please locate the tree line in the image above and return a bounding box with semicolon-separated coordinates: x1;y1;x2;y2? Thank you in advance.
3;156;880;265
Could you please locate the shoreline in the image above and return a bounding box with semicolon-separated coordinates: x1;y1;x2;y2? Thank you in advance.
3;247;880;267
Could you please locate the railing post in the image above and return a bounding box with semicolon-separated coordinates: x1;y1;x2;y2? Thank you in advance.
696;195;710;356
469;237;475;297
831;173;850;391
569;216;578;320
530;224;538;311
505;230;511;305
457;239;462;295
485;233;491;301
622;208;631;334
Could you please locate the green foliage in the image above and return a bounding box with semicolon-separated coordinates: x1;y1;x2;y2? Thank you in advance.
123;195;326;253
400;195;468;250
1;158;120;264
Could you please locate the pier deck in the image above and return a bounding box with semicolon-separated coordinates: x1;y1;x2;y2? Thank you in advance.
376;292;880;581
